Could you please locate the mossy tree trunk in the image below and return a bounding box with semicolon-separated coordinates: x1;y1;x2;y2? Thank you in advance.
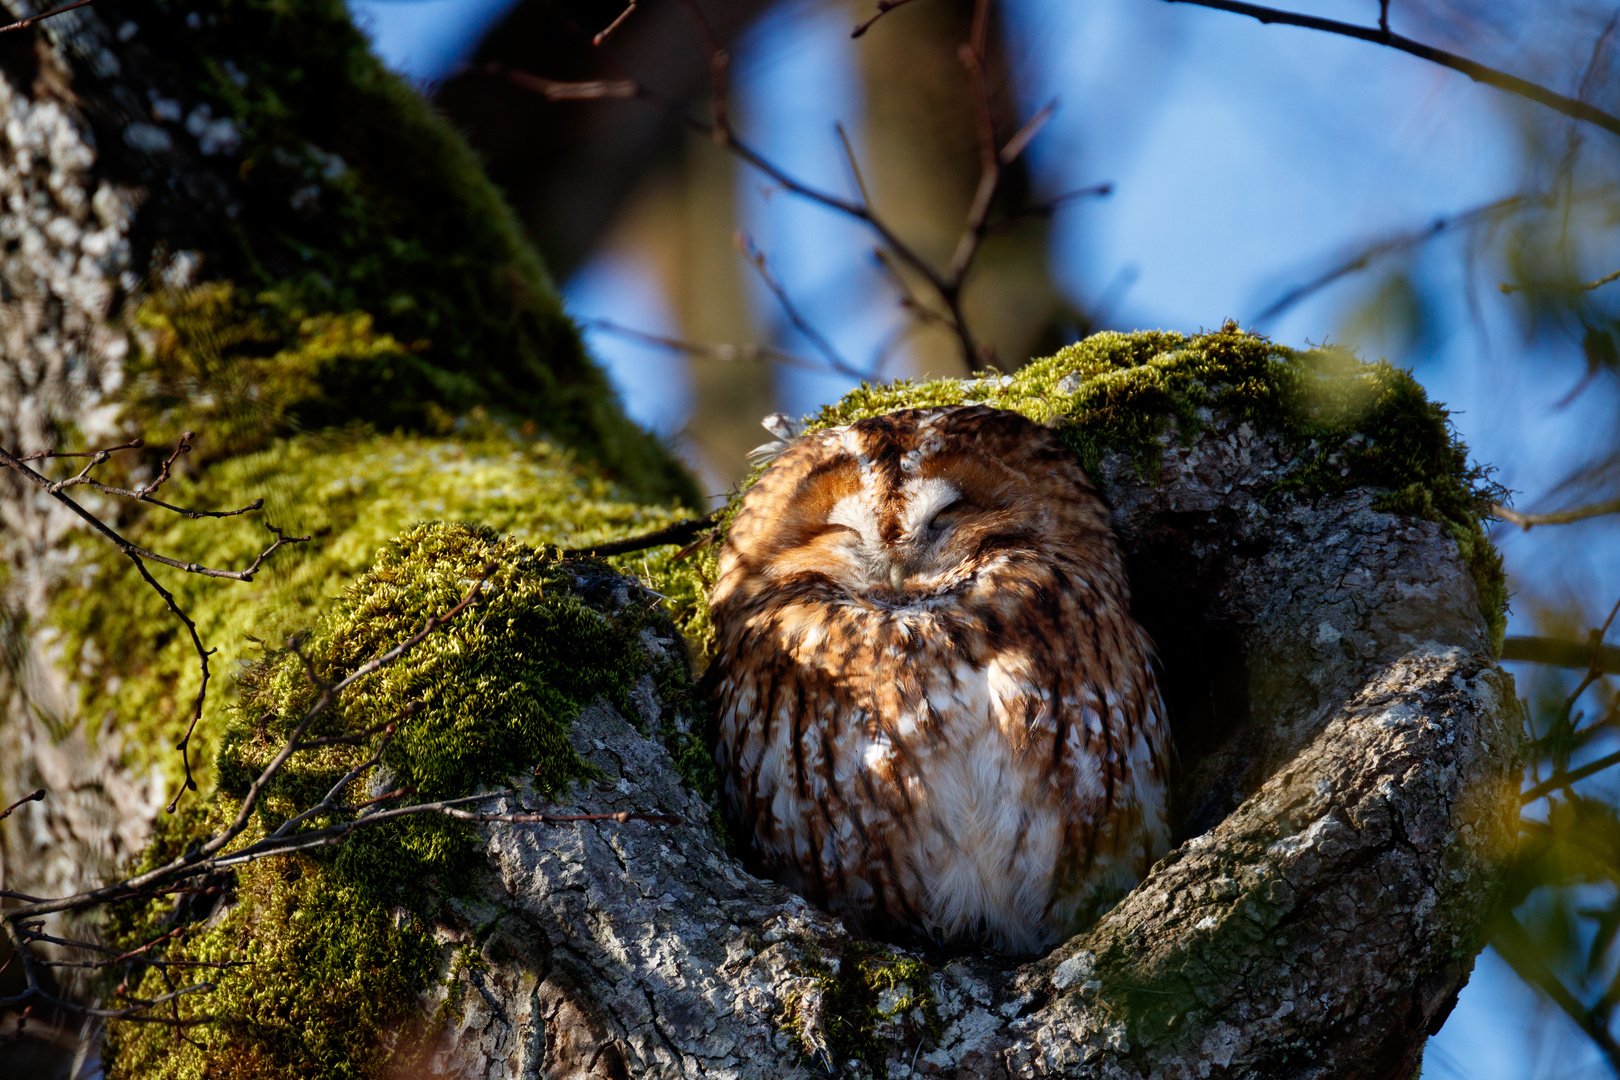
0;0;695;916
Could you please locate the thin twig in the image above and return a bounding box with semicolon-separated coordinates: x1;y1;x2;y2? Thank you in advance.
18;436;144;463
593;0;638;45
1501;266;1620;295
1492;497;1620;530
583;318;831;374
676;0;731;140
1;569;497;922
0;0;94;36
1256;193;1532;323
0;788;43;823
851;0;925;38
735;232;871;380
835;122;874;209
1162;0;1620;140
998;99;1057;166
0;445;307;582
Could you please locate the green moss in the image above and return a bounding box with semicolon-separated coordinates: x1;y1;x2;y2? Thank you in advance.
781;941;941;1077
108;0;693;503
104;521;700;1078
55;422;695;799
649;324;1508;654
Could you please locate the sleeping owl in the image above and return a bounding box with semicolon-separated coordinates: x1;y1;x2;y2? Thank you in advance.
709;405;1172;954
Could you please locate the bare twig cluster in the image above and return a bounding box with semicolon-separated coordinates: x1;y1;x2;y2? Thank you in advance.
0;434;310;813
496;0;1111;376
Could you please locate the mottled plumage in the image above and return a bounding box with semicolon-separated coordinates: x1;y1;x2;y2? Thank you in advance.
709;406;1170;953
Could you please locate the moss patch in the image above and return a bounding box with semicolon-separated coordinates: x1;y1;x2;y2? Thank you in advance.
781;941;941;1077
104;521;697;1078
54;423;692;800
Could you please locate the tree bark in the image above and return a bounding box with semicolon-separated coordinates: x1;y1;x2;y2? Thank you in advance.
403;411;1520;1079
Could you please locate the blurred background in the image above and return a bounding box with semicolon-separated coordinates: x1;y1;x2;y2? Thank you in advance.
344;0;1620;1074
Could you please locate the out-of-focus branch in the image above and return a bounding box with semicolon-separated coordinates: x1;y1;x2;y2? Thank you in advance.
1501;266;1620;295
1493;497;1620;530
1161;0;1620;141
1256;193;1533;323
0;0;94;36
593;0;640;45
0;789;44;823
851;0;926;39
1517;598;1620;805
1502;636;1620;672
490;64;638;100
1492;913;1620;1073
502;0;1102;374
583;318;834;375
734;232;873;380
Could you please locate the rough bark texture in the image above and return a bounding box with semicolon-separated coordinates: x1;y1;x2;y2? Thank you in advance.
401;413;1520;1080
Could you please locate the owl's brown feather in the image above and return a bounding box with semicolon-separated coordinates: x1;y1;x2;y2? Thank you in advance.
710;406;1170;953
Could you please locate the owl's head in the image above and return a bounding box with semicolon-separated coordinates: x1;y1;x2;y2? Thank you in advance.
713;406;1118;610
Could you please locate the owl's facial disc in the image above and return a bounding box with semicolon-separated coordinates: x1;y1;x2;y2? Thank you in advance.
825;476;969;600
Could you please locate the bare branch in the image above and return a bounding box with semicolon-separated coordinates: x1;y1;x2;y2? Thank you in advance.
18;436;144;463
1256;193;1533;324
835;122;874;210
998;99;1057;167
490;64;637;100
0;788;43;823
583;318;832;375
851;0;926;39
676;0;732;140
1503;635;1620;673
0;0;94;36
1493;914;1620;1072
1492;497;1620;530
735;232;872;381
592;0;639;45
1521;748;1620;804
1501;266;1620;295
562;513;719;559
1162;0;1620;141
0;444;307;582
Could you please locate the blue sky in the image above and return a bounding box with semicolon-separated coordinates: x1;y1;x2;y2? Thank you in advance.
350;1;1620;1072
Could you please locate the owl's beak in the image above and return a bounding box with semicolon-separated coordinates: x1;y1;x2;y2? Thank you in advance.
889;562;906;592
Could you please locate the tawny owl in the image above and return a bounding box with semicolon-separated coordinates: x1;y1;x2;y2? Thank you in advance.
709;405;1172;954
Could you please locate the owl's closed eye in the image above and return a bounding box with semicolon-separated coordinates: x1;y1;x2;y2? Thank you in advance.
709;404;1172;954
